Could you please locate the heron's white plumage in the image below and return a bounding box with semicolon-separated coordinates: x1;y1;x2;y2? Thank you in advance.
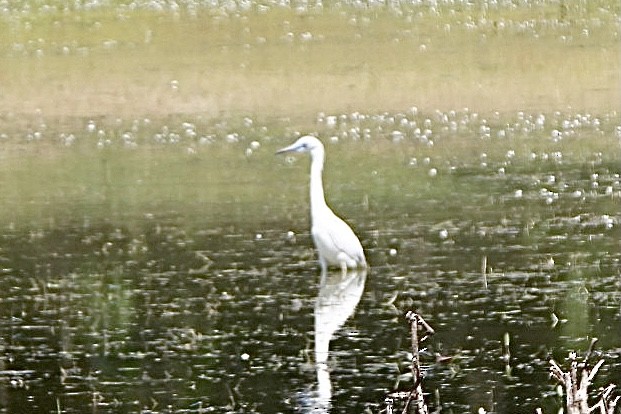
312;213;364;268
277;135;367;277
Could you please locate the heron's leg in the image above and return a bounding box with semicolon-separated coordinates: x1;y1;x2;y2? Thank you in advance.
319;257;328;286
340;261;347;279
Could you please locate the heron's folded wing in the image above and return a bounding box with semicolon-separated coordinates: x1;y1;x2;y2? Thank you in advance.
325;214;366;264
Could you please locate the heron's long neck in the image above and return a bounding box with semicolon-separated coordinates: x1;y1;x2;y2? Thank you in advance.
309;149;328;219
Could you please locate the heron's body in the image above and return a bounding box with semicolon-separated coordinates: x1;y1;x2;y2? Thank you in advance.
277;136;366;278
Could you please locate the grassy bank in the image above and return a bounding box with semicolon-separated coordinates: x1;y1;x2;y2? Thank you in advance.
0;1;619;121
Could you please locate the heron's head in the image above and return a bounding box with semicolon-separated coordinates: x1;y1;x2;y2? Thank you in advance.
276;135;323;155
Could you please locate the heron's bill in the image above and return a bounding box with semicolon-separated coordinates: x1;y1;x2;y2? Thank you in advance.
275;145;296;154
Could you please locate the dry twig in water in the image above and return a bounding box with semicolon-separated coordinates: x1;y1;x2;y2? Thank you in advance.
400;311;435;414
545;338;619;414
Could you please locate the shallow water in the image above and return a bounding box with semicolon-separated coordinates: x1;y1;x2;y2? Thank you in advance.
0;111;619;414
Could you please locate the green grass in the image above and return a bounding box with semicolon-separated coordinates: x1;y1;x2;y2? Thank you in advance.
0;3;618;120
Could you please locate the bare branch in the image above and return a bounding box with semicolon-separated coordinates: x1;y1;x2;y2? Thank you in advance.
417;314;435;336
549;359;565;382
587;360;605;383
401;312;433;414
583;338;599;365
548;345;618;414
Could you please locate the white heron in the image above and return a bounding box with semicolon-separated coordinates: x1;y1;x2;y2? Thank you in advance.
276;135;367;280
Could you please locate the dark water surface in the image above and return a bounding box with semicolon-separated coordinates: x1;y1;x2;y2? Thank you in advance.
0;118;619;413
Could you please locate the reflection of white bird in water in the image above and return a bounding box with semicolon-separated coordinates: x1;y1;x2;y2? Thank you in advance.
296;269;367;413
315;269;367;365
276;136;367;280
